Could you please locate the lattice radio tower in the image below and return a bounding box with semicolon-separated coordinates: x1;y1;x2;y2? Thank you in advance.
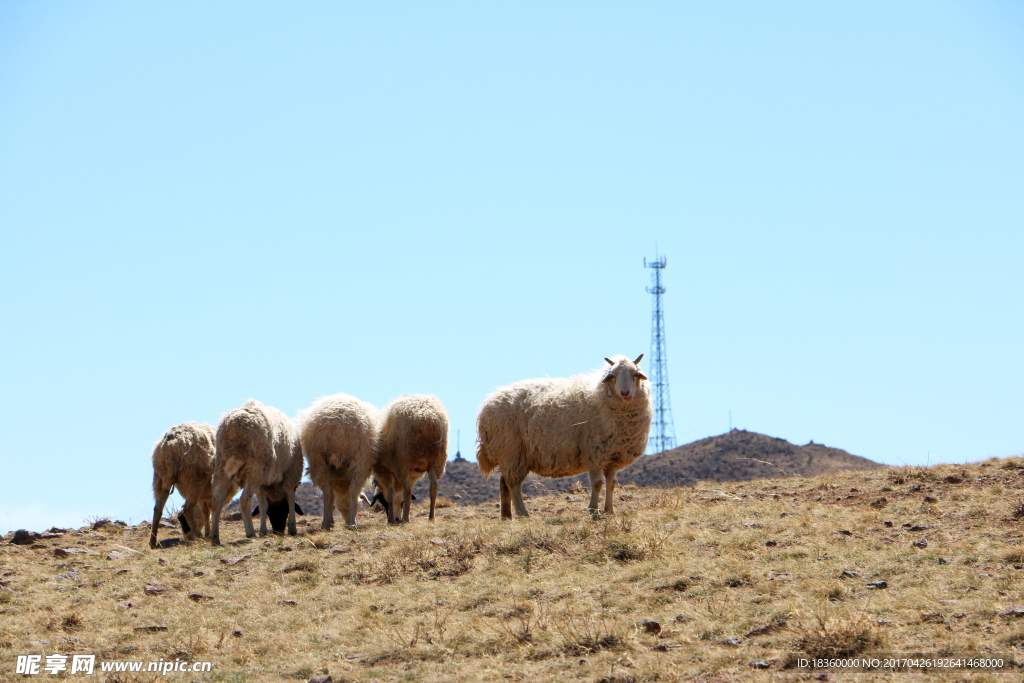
644;254;677;454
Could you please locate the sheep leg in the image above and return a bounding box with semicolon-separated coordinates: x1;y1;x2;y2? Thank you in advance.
345;478;361;528
255;490;270;536
200;502;212;539
210;480;233;545
499;476;512;519
509;479;530;518
401;477;413;523
150;486;170;549
386;480;399;524
285;487;297;536
181;499;199;541
428;469;438;522
321;480;335;531
587;470;604;518
603;469;618;514
239;487;257;538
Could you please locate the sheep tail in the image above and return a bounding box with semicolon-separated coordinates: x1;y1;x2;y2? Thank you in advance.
476;440;496;479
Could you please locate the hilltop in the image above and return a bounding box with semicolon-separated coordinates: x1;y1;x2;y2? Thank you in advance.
407;429;881;507
227;431;880;517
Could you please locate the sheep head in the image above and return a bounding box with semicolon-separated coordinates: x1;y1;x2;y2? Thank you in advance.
601;355;648;401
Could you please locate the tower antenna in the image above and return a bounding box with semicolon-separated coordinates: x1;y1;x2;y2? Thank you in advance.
644;252;677;454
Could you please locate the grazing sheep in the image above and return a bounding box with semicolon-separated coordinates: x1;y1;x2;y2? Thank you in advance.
298;393;379;530
210;400;303;544
373;394;449;523
150;422;216;548
476;355;652;519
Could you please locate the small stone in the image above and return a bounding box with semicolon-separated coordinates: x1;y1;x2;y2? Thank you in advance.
765;540;777;547
866;581;888;589
751;659;771;669
188;593;214;602
278;600;298;606
884;521;893;528
913;539;928;548
221;553;251;566
28;640;51;647
53;548;70;558
225;512;243;522
578;659;588;665
114;569;129;575
92;520;110;530
838;530;852;536
308;676;333;683
639;619;661;634
144;583;167;595
115;601;132;610
674;613;692;623
839;570;860;579
106;551;131;560
133;625;168;632
999;607;1024;618
231;629;243;637
721;636;742;646
924;496;938;503
910;483;922;492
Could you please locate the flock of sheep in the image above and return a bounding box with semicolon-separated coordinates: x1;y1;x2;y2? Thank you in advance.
149;355;653;548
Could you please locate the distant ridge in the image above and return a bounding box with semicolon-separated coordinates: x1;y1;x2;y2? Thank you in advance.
409;429;881;506
239;430;882;515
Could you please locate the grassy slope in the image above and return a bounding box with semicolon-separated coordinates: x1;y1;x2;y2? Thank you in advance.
1;458;1023;683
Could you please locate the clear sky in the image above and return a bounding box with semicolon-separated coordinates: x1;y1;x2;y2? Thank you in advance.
1;2;1022;533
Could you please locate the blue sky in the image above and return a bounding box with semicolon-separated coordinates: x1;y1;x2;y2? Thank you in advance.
1;2;1022;532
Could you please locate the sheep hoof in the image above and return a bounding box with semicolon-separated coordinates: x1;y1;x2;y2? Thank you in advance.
211;537;220;546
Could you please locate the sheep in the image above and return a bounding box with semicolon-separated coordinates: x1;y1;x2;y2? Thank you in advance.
372;394;449;524
298;393;379;530
150;422;216;548
476;355;652;519
210;400;303;544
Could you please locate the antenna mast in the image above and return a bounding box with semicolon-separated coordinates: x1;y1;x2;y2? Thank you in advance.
644;253;677;454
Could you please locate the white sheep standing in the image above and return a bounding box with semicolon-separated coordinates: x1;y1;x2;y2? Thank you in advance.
210;400;303;544
372;394;449;523
476;355;652;519
150;422;216;548
298;393;379;530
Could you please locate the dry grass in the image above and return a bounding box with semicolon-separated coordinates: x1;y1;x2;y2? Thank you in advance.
2;458;1024;681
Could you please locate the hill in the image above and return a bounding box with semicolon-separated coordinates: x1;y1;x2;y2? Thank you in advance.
3;457;1023;681
225;430;880;516
411;429;881;506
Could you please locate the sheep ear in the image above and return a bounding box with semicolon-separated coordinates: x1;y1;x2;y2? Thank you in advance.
633;354;644;364
604;357;614;365
636;371;648;380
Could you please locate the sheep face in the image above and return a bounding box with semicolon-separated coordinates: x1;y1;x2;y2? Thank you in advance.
602;354;648;401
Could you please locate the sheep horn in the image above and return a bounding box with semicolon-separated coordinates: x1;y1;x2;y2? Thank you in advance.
633;354;644;364
605;357;614;365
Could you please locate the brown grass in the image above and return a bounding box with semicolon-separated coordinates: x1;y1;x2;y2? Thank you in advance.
2;459;1023;681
